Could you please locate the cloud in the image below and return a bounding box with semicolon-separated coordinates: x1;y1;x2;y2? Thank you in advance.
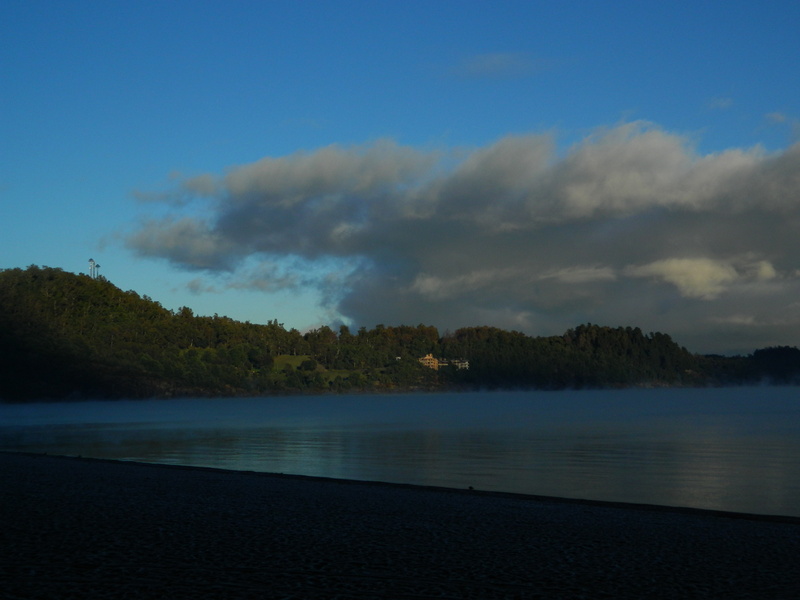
451;52;540;79
540;266;617;284
708;97;733;110
132;173;218;205
411;267;530;301
625;258;763;300
127;217;235;270
125;122;800;353
187;278;219;295
182;174;218;197
765;112;800;142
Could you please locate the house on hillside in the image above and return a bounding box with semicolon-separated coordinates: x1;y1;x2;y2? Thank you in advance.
418;355;469;371
419;354;439;370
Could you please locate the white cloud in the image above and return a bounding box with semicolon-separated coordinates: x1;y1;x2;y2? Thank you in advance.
625;258;740;299
223;139;435;208
751;260;778;281
626;257;779;299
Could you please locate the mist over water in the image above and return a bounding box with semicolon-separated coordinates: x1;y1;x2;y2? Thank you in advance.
2;388;799;516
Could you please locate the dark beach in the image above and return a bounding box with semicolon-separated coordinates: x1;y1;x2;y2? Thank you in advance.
1;452;798;599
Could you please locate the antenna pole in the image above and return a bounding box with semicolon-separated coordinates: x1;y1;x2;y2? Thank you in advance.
88;258;100;279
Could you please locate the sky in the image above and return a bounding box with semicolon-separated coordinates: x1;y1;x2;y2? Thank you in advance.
2;0;800;355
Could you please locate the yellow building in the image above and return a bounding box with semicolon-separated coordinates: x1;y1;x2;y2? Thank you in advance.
418;353;439;370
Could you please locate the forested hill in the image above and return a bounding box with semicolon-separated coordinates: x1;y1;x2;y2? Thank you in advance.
1;265;798;401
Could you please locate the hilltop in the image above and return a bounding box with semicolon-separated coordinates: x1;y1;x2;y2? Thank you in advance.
1;266;798;401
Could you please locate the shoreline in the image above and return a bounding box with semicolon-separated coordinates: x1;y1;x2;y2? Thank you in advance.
2;452;799;598
9;451;800;526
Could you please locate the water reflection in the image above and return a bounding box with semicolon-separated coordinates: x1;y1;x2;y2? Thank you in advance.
1;389;800;516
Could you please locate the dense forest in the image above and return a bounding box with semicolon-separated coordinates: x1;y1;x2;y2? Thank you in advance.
1;265;799;401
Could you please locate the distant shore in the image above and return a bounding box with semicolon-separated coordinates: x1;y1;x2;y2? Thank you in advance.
2;452;799;598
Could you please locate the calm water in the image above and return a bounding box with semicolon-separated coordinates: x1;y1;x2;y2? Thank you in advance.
1;388;799;517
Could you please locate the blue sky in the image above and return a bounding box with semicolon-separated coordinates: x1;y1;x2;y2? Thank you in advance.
2;0;800;354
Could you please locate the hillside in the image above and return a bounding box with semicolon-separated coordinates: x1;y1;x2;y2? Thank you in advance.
1;266;797;401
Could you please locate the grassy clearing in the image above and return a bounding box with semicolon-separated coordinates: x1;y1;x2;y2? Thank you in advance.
272;355;311;370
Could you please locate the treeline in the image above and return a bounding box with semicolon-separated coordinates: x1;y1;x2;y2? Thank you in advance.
0;266;798;401
438;325;700;388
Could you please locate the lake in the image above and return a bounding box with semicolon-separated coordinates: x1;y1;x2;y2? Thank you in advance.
1;388;799;517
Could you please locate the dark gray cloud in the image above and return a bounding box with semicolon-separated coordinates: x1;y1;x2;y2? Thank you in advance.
125;123;800;354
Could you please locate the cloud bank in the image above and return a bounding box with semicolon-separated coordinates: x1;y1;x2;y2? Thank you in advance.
126;122;800;354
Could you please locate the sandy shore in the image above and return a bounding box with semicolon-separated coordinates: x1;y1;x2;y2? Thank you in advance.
1;452;798;599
